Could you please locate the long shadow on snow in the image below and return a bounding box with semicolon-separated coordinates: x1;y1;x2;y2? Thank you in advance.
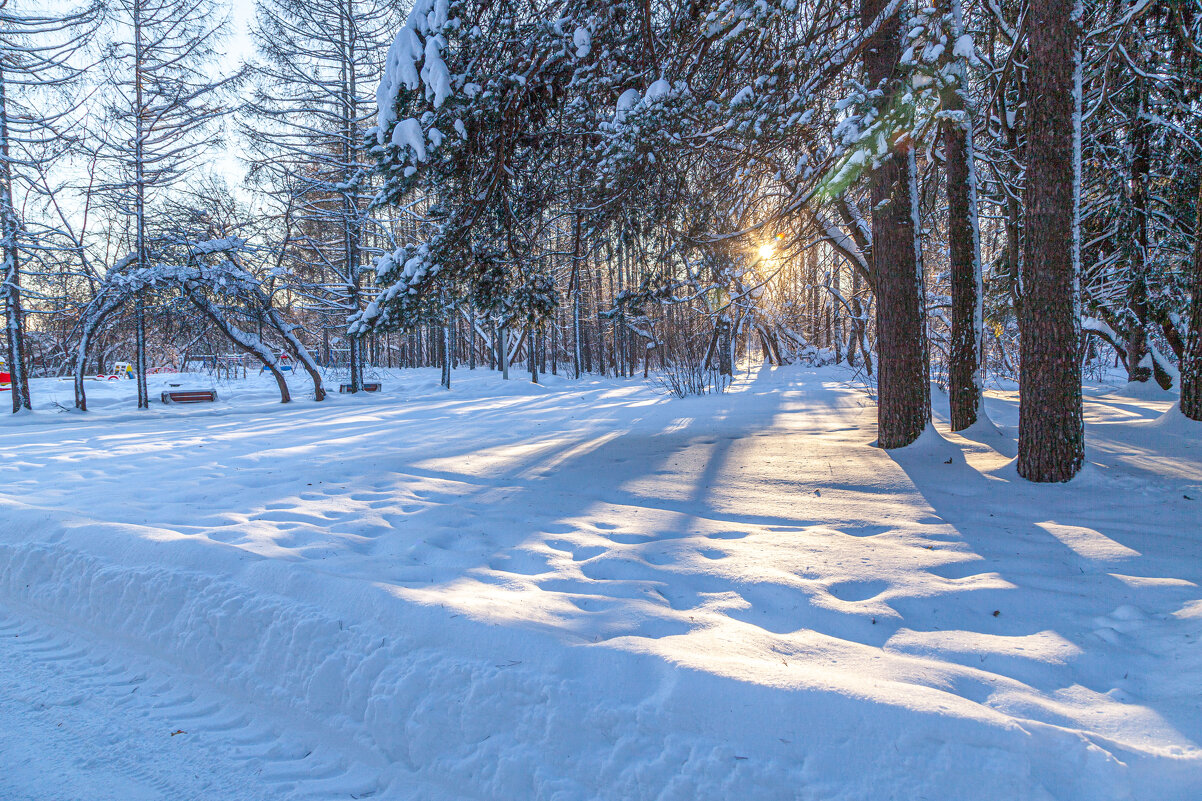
888;396;1202;754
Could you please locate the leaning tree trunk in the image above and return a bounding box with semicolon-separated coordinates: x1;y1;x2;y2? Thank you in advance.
260;303;326;401
283;340;325;401
1018;0;1084;482
864;0;929;448
942;0;984;431
72;293;125;411
1181;177;1202;421
184;286;291;403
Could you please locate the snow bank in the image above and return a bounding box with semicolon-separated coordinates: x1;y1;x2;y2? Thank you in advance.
2;539;1165;801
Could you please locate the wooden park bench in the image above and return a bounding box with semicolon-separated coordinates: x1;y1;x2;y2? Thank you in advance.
161;389;218;404
339;382;381;393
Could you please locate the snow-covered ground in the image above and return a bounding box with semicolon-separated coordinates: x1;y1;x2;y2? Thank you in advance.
1;364;1199;800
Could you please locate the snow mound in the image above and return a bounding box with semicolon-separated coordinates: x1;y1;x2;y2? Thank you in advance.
1101;380;1176;401
956;413;1006;440
1146;404;1202;436
885;423;965;465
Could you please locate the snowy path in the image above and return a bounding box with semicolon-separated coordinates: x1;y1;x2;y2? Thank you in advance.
1;365;1200;799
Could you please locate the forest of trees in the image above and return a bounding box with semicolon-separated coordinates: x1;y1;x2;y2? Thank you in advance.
1;0;1200;482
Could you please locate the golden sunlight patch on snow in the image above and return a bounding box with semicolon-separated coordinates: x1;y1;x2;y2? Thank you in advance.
1035;522;1141;562
885;628;1083;665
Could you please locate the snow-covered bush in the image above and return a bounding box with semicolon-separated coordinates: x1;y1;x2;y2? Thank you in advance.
652;358;731;399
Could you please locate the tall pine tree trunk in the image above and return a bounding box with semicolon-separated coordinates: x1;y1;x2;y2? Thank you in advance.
1018;0;1084;482
1124;69;1151;383
806;246;819;344
863;0;929;448
468;306;477;370
499;325;509;380
942;0;984;431
831;263;843;363
1181;177;1202;421
442;318;452;389
529;320;539;384
572;210;583;379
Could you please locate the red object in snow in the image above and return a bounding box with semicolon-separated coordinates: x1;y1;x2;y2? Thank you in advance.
0;371;10;390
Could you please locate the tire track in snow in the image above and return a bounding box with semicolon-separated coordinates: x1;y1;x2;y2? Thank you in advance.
0;604;384;801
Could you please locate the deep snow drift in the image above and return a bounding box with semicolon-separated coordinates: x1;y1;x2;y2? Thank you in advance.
0;365;1199;800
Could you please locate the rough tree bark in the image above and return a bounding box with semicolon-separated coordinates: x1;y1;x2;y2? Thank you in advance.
499;325;509;380
441;298;453;390
1018;0;1084;482
1181;177;1202;421
863;0;930;448
1124;62;1152;383
942;0;984;430
571;209;583;379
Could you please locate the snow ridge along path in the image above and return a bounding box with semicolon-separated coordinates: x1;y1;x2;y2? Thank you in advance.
1;365;1199;800
0;601;386;801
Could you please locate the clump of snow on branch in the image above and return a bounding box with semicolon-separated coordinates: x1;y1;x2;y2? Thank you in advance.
375;0;452;149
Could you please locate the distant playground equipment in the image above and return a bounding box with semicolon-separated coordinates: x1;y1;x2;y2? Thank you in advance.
46;357;137;384
85;361;135;381
261;350;294;373
107;361;135;380
183;353;251;380
217;353;251;379
5;355;188;392
181;351;295;379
